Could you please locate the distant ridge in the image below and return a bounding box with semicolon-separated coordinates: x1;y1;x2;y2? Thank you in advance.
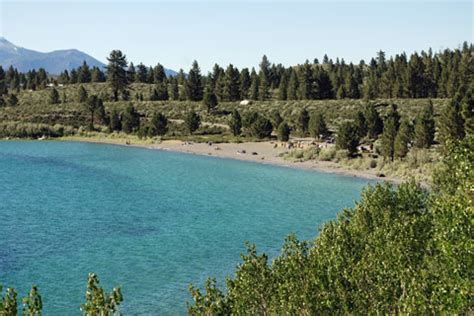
0;37;177;77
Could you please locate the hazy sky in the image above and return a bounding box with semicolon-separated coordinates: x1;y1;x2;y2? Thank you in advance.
1;0;472;72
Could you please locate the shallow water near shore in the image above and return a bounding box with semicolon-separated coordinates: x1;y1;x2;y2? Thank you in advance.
0;141;375;314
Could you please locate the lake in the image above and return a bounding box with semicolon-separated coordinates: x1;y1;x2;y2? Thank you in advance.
0;141;374;314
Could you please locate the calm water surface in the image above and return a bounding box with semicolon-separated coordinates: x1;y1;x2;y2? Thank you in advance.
0;141;375;315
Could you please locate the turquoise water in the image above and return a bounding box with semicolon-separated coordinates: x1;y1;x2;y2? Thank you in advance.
0;141;374;315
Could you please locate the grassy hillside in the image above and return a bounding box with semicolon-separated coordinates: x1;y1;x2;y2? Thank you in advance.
0;83;450;132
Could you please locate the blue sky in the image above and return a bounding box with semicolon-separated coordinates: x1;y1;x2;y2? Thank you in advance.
1;0;472;72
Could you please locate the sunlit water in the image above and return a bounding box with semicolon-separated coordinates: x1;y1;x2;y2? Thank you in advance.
0;141;375;315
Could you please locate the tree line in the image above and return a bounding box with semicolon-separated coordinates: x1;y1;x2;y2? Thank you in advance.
0;42;472;103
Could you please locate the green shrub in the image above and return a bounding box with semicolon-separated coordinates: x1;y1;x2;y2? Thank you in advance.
318;147;336;161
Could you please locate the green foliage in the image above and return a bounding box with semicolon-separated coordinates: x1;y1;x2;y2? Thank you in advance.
188;137;473;314
414;101;435;148
6;94;18;107
83;95;103;130
121;104;140;133
149;112;168;136
78;85;88;103
48;88;60;104
277;122;290;141
186;61;203;101
229;109;242;136
106;50;129;101
298;108;309;136
364;103;383;139
80;273;123;316
0;285;18;315
203;85;218;113
249;115;272;139
394;118;412;159
439;98;465;144
22;286;42;316
185;111;201;134
336;121;359;156
308;112;328;139
109;108;122;132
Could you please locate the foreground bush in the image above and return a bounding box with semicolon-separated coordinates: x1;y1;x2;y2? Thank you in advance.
188;136;473;314
0;273;122;315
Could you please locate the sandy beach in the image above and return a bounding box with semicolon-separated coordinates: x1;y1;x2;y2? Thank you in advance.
58;137;403;183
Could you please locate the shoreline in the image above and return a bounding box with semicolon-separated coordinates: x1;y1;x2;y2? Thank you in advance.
51;136;403;184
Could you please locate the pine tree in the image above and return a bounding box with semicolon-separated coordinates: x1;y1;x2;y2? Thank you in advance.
229;109;242;136
0;66;7;96
121;104;140;133
287;69;298;100
298;61;313;99
298;108;309;136
149;112;168;136
250;115;273;139
277;122;291;141
223;64;240;101
249;68;259;100
186;61;203;101
109;108;122;131
309;112;328;140
239;68;251;100
258;56;270;101
203;84;218;113
185;111;201;134
278;71;288;100
170;78;179;100
460;89;473;135
78;61;91;83
355;111;368;139
153;63;166;83
106;50;129;101
381;115;398;161
78;86;88;103
127;62;136;82
136;63;148;83
84;95;102;130
49;88;60;104
336;122;359;156
364;103;383;139
439;98;465;144
394;119;412;159
271;111;283;130
414;101;435;148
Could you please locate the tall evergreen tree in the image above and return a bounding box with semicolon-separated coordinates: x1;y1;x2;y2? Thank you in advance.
186;61;203;101
149;112;168;136
229;109;242;136
298;108;310;136
223;64;240;101
414;101;436;148
460;89;473;135
439;98;465;144
364;103;383;139
239;68;251;100
394;119;412;159
355;111;368;139
381;114;398;161
121;104;140;133
309;112;328;140
185;111;201;134
249;68;259;100
203;84;218;113
109;108;122;131
336;122;359;156
106;50;129;101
